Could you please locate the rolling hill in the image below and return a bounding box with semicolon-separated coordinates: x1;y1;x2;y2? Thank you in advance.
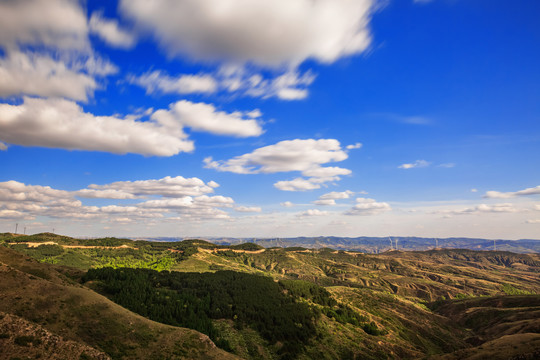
1;232;539;359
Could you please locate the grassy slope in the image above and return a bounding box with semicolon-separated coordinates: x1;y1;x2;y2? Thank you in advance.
0;246;239;360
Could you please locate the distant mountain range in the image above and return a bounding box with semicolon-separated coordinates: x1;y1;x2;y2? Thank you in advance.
132;236;540;254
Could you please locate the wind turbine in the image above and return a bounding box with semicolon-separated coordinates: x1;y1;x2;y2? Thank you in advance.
388;237;393;250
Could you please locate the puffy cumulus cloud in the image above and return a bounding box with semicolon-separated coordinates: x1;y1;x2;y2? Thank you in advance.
297;209;329;218
302;166;351;178
75;189;138;200
280;201;295;207
119;0;375;67
0;209;30;219
140;197;194;209
345;197;391;216
0;1;123;104
274;178;322;192
235;206;262;213
398;159;430;169
85;176;218;198
192;195;235;208
0;177;235;223
0;180;71;203
319;190;354;200
0;51;98;101
0;180;87;220
205;139;351;192
152;100;263;137
129;70;218;95
89;12;136;49
484;185;540;199
436;203;521;216
0;97;194;156
139;195;233;220
313;199;336;206
205;139;348;174
0;0;89;51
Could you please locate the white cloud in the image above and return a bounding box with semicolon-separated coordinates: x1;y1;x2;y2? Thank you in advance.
345;197;391;216
75;189;138;200
0;0;89;51
0;1;121;103
0;180;71;203
129;70;218;95
0;97;194;156
526;219;540;224
243;69;316;100
0;142;7;151
437;203;521;216
131;67;315;100
319;190;354;200
140;197;194;209
152;100;263;137
0;209;29;219
302;166;351;178
86;176;218;198
192;195;235;208
0;50;97;101
274;178;322;192
313;199;336;206
280;201;294;207
235;206;262;213
205;139;351;192
119;0;375;67
297;209;329;218
346;142;362;150
89;11;136;49
471;188;478;193
0;177;235;222
367;112;432;125
484;185;540;199
398;159;430;169
204;139;348;174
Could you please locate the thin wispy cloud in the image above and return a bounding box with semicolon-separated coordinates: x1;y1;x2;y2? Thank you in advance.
398;160;430;169
484;185;540;199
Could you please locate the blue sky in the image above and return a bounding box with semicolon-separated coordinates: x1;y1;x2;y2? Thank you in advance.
1;0;539;239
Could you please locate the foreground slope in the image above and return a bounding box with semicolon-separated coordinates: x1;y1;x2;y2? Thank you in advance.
0;246;238;360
